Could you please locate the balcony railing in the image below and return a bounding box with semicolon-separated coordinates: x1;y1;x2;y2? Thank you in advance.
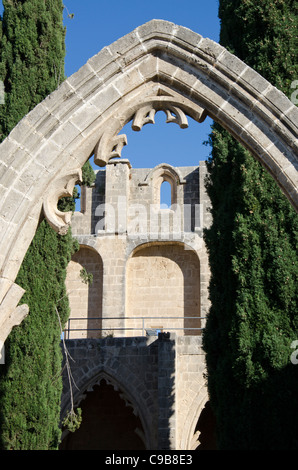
63;316;206;339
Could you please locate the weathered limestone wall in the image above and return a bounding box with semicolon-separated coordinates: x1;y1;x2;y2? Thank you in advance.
60;334;208;450
65;246;103;338
66;160;210;338
126;243;201;336
176;336;208;449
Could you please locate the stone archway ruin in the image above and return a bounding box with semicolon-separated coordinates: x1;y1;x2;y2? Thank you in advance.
0;19;297;343
60;372;148;450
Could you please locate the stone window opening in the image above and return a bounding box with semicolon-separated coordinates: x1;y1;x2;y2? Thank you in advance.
160;179;172;209
152;171;178;211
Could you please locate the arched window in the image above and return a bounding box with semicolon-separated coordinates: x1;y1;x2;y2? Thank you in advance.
126;242;201;336
65;246;103;339
160;180;172;208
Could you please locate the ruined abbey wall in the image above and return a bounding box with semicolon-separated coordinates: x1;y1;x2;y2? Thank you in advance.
60;157;214;450
60;334;209;450
65;158;211;340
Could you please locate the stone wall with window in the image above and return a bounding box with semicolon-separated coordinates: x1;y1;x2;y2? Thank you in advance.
66;159;211;338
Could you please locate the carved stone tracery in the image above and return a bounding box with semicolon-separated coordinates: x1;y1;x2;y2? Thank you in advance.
131;103;189;131
93;86;207;167
69;373;146;447
43;168;82;235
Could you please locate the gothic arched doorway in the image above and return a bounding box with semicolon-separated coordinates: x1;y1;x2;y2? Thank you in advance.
60;379;146;450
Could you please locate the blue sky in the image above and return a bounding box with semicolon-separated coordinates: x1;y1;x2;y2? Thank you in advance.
62;0;220;170
0;1;221;170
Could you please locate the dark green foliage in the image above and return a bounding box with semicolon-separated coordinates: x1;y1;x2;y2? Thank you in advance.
0;0;66;140
82;159;96;187
218;0;297;95
203;0;298;449
0;0;85;450
0;220;78;450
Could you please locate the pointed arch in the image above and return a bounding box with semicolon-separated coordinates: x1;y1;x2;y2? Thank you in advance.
141;162;186;207
65;244;103;339
61;367;154;449
179;387;210;450
0;19;297;342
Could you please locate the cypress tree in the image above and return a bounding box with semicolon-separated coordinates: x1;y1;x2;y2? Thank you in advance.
0;0;93;449
0;221;79;450
0;0;66;139
203;0;298;449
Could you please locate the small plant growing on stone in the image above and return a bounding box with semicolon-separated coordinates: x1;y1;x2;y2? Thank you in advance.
80;268;93;285
62;408;82;433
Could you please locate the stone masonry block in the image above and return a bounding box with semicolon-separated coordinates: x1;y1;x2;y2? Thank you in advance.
107;30;141;59
42;80;81;119
137;20;177;42
89;83;122;115
240;66;271;95
197;37;224;62
70;102;101;132
264;85;297;116
50;120;81;149
174;24;203;51
217;49;248;80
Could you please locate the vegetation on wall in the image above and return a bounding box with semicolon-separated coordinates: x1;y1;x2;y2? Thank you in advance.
203;0;298;449
0;0;94;449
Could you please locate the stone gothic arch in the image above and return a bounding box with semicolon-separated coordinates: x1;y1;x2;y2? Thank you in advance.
142;162;186;207
0;19;297;343
61;364;155;449
60;371;148;450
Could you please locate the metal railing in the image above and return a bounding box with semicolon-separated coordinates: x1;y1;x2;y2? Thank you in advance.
63;316;206;339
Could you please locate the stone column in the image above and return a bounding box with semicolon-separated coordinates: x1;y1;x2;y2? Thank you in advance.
158;332;177;450
99;159;131;336
105;158;131;235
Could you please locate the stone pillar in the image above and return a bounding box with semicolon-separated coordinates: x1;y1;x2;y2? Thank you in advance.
105;158;131;235
199;161;212;231
100;237;127;335
70;184;94;235
158;332;177;450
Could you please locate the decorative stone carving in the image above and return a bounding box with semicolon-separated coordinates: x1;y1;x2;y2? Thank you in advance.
0;19;297;346
141;163;186;186
132;103;189;131
0;283;29;344
94;133;127;167
43;169;82;235
75;374;140;419
94;88;207;166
